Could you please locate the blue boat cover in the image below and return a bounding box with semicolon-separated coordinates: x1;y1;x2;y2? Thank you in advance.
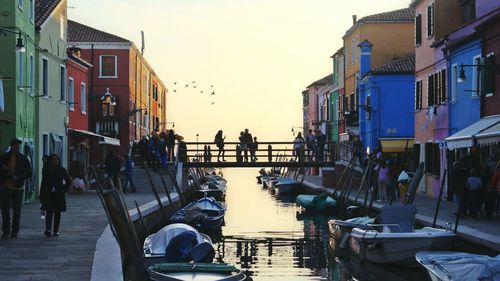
380;204;416;233
421;252;500;281
164;231;199;262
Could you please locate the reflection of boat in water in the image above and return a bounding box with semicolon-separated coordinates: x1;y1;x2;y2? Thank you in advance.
170;197;225;231
348;205;455;267
149;262;247;281
416;251;500;281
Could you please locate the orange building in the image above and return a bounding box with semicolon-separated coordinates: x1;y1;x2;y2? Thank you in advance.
340;8;415;146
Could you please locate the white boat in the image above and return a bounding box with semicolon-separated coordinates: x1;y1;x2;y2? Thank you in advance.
416;251;500;281
348;205;456;267
144;223;213;262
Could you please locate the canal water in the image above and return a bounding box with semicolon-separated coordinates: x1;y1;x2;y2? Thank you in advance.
211;168;428;281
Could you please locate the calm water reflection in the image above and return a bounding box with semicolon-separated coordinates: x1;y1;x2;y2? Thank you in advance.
213;169;428;281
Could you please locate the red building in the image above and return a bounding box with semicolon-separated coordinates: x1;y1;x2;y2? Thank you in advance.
67;20;168;160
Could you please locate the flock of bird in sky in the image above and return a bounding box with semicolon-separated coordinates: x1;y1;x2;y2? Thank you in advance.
171;81;217;105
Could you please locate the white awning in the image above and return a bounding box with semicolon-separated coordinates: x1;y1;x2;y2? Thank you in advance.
69;129;120;147
99;136;120;146
445;115;500;149
476;122;500;146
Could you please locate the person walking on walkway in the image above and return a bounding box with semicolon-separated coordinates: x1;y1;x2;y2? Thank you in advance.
0;138;32;238
466;168;482;219
123;155;136;193
485;160;500;219
214;130;226;162
39;154;71;237
104;151;121;189
376;159;389;202
450;160;468;216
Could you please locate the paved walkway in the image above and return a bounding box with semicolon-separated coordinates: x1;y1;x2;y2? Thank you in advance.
0;167;177;281
303;175;500;253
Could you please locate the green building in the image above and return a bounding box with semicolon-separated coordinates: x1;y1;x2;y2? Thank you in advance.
34;0;68;193
329;47;344;144
0;0;37;201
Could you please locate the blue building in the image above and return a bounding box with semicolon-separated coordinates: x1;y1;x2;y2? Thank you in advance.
447;38;482;137
357;40;415;156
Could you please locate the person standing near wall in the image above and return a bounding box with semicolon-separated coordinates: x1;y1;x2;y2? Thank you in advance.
39;154;71;237
0;139;32;238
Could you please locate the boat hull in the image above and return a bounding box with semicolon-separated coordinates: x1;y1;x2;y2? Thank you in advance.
349;227;455;267
149;263;246;281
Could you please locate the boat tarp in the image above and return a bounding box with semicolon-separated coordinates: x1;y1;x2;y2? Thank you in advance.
296;193;336;210
346;216;375;225
420;252;500;281
380;204;417;233
164;231;199;262
144;223;207;255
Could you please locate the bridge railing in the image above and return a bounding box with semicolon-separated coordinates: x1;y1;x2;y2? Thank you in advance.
179;141;339;167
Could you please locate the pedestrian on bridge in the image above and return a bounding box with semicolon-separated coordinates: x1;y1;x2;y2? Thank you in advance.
166;129;176;162
40;154;71;237
250;137;258;162
293;133;305;161
214;130;226;162
241;129;253;162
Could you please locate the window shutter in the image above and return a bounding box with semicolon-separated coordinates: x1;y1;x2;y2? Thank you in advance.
432;143;440;176
428;75;435;106
427;3;434;37
425;142;433;173
483;55;495;96
415;14;422;45
441;69;447;103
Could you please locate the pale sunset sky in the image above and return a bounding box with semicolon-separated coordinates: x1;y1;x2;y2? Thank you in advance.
69;0;410;142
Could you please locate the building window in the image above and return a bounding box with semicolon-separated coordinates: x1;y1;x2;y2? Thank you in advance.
483;54;495;97
472;55;482;96
426;2;434;38
99;55;117;78
18;0;24;10
29;54;34;96
81;83;86;114
42;133;49;156
29;0;34;22
60;14;65;40
42;58;48;97
17;53;23;89
60;66;66;101
68;78;74;111
415;80;422;110
462;0;476;23
451;64;457;102
415;14;422;46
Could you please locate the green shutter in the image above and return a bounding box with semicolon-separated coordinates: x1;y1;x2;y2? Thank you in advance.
482;55;495;96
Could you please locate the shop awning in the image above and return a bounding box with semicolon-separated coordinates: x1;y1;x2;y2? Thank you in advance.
476;122;500;146
68;129;120;147
380;138;414;153
98;136;120;146
445;115;500;150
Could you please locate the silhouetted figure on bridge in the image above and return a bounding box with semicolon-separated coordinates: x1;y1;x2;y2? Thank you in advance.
214;130;226;162
166;129;176;162
250;136;258;162
240;129;253;162
305;129;316;161
267;145;273;162
315;129;326;162
293;132;305;161
236;145;243;163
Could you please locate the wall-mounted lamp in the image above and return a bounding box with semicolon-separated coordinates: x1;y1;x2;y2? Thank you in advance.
1;28;26;53
291;126;303;136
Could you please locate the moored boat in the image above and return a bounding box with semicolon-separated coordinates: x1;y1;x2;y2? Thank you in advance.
416;251;500;281
348;205;455;267
275;177;301;195
170;197;225;231
296;193;337;211
143;223;214;265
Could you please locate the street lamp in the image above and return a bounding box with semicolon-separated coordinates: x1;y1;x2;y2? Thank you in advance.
0;28;25;53
291;126;303;136
196;133;199;160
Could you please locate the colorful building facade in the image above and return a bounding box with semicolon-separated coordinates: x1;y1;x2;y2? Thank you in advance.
340;8;415;159
0;0;37;201
68;20;168;160
330;47;344;144
34;0;69;195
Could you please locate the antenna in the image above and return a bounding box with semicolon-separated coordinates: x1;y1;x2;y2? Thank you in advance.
141;31;145;55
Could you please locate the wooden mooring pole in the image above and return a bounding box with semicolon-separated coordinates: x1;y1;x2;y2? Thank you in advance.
143;162;169;221
433;169;447;228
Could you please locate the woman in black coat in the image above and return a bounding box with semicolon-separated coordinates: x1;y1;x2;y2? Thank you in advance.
40;154;71;237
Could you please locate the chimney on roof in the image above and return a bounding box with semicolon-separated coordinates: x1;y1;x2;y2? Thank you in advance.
141;31;145;55
352;15;357;25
